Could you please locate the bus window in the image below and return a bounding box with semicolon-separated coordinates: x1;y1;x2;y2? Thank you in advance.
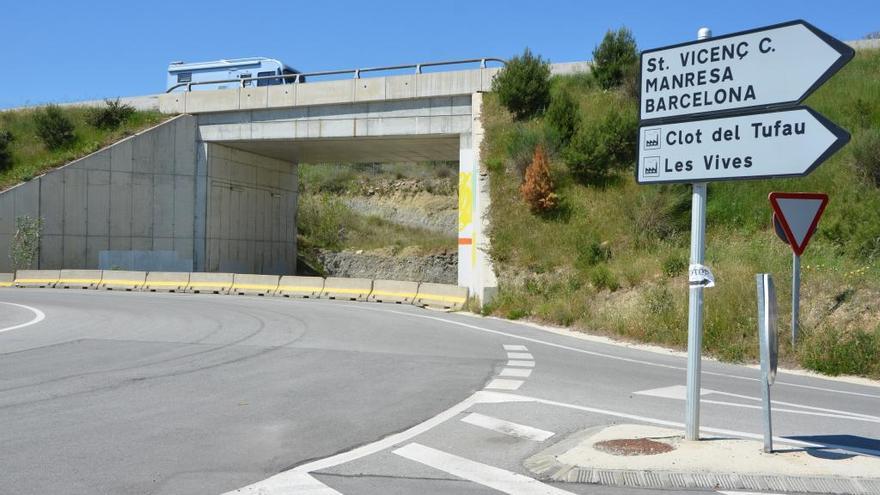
282;69;302;84
257;71;281;86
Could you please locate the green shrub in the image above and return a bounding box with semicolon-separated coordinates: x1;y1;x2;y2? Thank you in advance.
564;111;637;185
852;129;880;187
592;27;638;90
34;105;76;150
662;254;688;278
492;48;551;120
576;240;611;268
0;130;13;172
799;326;880;377
545;89;579;145
297;193;351;250
87;98;135;130
590;265;620;291
10;216;42;270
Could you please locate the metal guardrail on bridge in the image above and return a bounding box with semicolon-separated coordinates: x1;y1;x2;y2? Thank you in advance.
166;57;506;92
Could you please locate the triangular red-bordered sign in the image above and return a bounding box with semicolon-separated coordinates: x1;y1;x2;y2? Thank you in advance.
768;192;829;256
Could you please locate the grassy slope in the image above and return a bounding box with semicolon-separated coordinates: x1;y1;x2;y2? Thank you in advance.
482;49;880;378
0;106;168;191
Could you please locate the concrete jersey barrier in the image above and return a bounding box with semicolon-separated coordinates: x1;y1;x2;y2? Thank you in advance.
14;270;61;288
321;277;373;301
0;273;13;287
56;269;103;289
276;276;325;298
414;283;469;311
143;272;190;292
186;272;233;294
99;271;146;290
369;280;420;304
231;274;280;296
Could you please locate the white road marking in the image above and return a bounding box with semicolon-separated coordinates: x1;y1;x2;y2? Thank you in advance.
504;344;528;351
393;443;574;494
487;391;880;458
461;413;554;441
486;379;524;390
222;472;341;494
376;308;880;399
635;385;880;423
719;492;784;495
500;367;532;378
507;360;535;367
0;302;46;334
507;352;533;360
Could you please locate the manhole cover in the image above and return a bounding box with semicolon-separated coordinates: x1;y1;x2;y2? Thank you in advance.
594;438;674;456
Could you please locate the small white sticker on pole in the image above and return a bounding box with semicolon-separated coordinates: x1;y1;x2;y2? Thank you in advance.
688;264;715;288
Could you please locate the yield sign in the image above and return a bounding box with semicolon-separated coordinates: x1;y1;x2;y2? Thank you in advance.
769;192;829;255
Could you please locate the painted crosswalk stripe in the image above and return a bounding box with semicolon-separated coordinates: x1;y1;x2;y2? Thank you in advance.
507;352;533;360
500;367;532;378
394;443;574;494
486;378;524;390
503;344;529;351
461;413;554;441
507;360;535;367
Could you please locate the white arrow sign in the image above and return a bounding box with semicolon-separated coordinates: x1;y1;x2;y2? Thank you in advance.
636;107;849;184
640;20;854;122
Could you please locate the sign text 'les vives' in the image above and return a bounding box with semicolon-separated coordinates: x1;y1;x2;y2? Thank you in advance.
636;107;849;184
639;20;854;122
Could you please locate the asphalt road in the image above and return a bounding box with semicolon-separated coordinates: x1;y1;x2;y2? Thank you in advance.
1;289;878;495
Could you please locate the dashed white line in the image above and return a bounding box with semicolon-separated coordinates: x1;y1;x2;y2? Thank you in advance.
507;360;535;367
503;344;529;351
500;367;532;378
376;308;880;399
0;302;46;334
486;379;524;390
461;413;554;441
507;352;533;360
393;443;574;494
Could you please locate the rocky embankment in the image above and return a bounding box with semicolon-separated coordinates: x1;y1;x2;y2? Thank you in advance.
318;248;457;284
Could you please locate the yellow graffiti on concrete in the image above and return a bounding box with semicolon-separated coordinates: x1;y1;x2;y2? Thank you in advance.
458;172;473;232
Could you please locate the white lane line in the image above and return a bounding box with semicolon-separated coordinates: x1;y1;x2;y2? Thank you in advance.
393;443;574;495
486;379;524;390
0;302;46;334
507;352;533;360
222;471;341;494
486;391;880;458
461;413;554;441
635;385;880;423
500;367;532;378
507;360;535;368
504;344;528;351
376;308;880;399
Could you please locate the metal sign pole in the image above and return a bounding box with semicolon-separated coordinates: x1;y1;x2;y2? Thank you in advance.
684;27;711;442
792;253;801;346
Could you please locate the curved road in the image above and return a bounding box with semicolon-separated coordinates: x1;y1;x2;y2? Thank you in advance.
1;289;878;494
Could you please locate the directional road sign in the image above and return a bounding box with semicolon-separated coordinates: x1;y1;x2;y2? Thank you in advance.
640;20;854;122
636;107;849;184
769;192;829;256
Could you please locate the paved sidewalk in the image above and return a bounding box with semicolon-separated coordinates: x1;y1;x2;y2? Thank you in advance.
526;424;880;494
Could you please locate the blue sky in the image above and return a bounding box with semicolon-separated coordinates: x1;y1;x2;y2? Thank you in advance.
1;0;877;109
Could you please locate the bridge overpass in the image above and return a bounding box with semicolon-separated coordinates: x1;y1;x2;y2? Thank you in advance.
0;59;590;302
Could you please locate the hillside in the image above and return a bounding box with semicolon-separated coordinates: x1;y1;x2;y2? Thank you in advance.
0;103;167;191
481;48;880;378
